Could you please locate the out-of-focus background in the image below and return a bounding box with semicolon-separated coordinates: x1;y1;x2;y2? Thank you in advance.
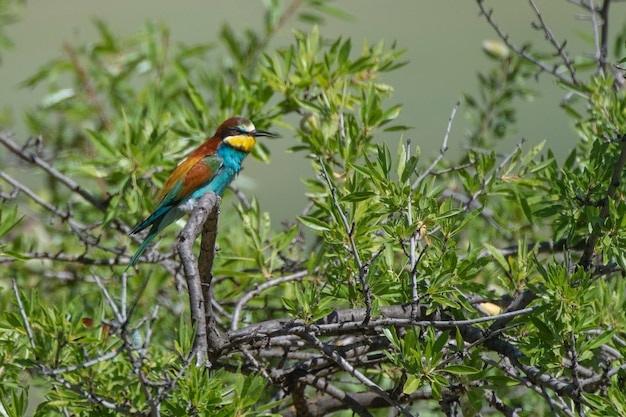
0;1;603;222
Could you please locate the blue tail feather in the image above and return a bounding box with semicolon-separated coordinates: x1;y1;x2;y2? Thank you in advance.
126;205;185;270
130;203;175;235
125;232;157;271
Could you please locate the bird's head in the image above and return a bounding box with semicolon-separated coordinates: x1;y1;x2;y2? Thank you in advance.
217;116;278;153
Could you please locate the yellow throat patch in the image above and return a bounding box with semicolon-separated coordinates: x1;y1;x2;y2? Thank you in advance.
224;135;256;152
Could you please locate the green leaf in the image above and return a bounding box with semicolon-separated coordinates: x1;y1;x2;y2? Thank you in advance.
401;155;419;183
0;206;23;238
384;125;414;132
340;191;375;202
482;242;509;272
485;375;520;387
338;38;351;64
297;215;330;232
403;374;420;394
442;365;480;375
584;329;614;351
377;143;392;175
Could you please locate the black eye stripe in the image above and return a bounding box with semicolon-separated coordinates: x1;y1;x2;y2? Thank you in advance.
231;126;252;135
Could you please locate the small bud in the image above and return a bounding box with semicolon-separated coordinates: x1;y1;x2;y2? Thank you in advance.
482;40;509;60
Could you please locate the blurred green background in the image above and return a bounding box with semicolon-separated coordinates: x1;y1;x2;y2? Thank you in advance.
0;1;603;222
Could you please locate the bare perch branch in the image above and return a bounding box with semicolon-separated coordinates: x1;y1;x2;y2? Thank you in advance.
198;193;229;360
176;191;229;364
177;191;221;364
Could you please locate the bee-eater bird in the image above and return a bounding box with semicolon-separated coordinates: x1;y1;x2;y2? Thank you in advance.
127;116;277;269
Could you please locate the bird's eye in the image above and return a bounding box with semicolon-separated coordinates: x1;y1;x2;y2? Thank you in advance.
233;126;243;134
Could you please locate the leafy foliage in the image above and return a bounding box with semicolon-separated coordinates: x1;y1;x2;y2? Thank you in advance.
1;0;626;416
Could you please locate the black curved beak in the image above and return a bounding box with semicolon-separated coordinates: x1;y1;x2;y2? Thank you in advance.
252;129;279;138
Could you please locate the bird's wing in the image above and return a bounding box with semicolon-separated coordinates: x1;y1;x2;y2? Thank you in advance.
159;154;224;207
129;154;223;236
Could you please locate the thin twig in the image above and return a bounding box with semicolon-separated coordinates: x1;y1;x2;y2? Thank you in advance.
63;43;112;132
465;138;526;214
0;132;107;211
153;350;196;404
0;251;125;266
476;0;577;86
318;157;372;323
430;161;476;175
0;170;88;233
486;390;521;417
50;374;135;414
92;273;124;324
143;304;160;349
11;278;36;350
480;355;576;417
587;0;604;76
229;185;251;210
579;134;626;269
38;349;122;376
405;139;419;319
299;331;415;417
245;0;304;67
302;374;375;417
567;331;584;400
231;270;307;330
598;0;611;77
412;101;459;190
528;0;579;83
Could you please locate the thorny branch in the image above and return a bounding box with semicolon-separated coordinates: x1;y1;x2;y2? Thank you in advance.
528;0;579;84
476;0;578;86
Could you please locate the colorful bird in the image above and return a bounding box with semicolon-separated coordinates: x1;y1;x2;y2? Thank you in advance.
127;116;277;269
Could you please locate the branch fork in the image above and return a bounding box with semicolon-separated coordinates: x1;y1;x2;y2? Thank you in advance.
177;191;227;364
